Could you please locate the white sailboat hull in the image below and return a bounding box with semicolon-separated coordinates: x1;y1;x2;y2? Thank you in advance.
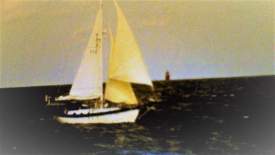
56;108;139;124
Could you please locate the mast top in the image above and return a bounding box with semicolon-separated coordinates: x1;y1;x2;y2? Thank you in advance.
100;0;103;9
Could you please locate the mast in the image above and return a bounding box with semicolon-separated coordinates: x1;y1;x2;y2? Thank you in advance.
99;0;104;107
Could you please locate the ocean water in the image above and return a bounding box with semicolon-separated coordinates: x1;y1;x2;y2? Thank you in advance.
0;76;274;155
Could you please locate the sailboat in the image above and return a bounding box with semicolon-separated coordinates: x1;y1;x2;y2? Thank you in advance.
48;0;153;124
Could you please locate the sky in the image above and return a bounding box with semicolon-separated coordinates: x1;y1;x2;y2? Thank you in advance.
0;0;274;88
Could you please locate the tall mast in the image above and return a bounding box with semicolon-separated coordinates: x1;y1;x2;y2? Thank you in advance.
99;0;104;107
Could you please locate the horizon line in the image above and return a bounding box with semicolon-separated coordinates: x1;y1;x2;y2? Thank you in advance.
0;74;274;89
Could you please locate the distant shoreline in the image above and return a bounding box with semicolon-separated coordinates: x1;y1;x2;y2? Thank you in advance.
0;75;274;89
154;74;275;82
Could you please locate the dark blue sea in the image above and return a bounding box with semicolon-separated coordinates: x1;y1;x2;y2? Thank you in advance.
0;76;274;155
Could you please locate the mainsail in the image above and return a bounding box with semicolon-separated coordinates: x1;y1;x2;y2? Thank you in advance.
57;5;103;101
104;0;153;105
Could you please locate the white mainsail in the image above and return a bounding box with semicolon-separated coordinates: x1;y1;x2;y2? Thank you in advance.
104;0;153;105
57;5;103;101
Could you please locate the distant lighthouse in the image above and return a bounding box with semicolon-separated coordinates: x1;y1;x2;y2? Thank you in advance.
165;70;170;81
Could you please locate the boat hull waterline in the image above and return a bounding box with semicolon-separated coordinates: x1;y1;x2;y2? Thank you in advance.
56;108;139;124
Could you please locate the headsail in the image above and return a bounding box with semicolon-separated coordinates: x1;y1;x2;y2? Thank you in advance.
109;0;153;87
105;28;138;104
57;5;103;101
104;1;153;105
105;79;138;104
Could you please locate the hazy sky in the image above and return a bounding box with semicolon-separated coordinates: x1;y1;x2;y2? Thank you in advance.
1;0;274;88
